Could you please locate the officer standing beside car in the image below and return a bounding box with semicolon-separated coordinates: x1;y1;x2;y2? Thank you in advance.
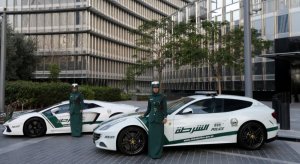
69;83;85;137
143;81;167;159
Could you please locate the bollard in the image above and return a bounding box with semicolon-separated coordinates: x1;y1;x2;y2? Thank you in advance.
280;92;290;130
272;92;291;130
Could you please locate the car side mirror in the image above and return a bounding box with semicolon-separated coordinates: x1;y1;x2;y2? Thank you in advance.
181;108;193;115
51;108;59;114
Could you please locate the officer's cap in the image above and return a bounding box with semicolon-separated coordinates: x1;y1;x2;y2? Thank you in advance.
151;81;160;88
72;83;79;88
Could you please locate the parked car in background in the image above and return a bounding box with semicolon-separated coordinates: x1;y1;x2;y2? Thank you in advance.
3;100;139;137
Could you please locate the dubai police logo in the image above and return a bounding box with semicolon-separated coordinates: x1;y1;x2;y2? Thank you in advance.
175;124;209;134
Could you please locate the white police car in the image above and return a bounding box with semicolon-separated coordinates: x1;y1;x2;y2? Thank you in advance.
3;100;139;137
93;94;278;155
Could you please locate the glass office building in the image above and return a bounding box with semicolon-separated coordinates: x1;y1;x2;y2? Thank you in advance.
164;0;300;99
0;0;189;92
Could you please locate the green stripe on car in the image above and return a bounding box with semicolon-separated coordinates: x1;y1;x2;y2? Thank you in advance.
267;126;278;132
137;117;148;130
42;113;63;128
165;131;238;145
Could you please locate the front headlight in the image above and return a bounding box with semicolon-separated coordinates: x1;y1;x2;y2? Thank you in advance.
135;108;140;113
6;116;19;123
99;118;127;131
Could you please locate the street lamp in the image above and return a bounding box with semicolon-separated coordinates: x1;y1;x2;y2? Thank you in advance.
243;0;252;98
0;7;7;114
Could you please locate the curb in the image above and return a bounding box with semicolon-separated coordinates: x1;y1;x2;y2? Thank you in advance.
277;136;300;142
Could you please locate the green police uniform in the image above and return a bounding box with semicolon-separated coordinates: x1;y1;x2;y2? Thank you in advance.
144;82;167;159
69;89;84;137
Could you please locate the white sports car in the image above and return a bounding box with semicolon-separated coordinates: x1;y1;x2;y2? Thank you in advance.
3;100;139;137
93;94;278;155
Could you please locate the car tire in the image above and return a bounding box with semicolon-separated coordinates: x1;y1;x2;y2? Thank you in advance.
23;117;47;137
117;126;147;155
237;122;266;150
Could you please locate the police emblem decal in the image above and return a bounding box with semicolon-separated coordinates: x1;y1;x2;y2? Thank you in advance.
230;118;238;127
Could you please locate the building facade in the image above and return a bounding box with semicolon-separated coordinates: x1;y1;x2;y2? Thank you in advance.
164;0;300;100
0;0;189;92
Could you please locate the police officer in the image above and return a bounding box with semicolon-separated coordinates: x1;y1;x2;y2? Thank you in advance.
143;81;167;159
69;83;84;137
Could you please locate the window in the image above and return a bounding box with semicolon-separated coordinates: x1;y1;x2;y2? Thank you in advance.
167;97;194;114
252;19;262;36
291;0;300;8
223;99;252;112
277;14;289;33
291;12;300;34
182;98;223;114
266;62;275;74
254;62;263;75
83;103;100;109
264;0;275;13
183;98;253;114
54;104;69;114
265;16;275;39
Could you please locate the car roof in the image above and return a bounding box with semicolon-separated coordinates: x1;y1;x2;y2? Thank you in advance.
188;94;258;103
59;100;113;106
55;100;137;109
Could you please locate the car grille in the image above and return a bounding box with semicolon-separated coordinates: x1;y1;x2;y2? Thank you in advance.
93;133;101;143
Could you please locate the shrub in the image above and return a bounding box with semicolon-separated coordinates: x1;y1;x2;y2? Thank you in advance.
92;87;122;102
121;93;131;101
79;86;95;100
5;81;123;110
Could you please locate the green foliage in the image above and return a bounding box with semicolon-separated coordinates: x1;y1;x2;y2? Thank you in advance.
122;66;136;93
133;18;174;85
1;22;37;80
170;20;271;94
79;86;95;100
5;81;123;110
49;64;61;82
91;87;121;102
169;21;207;68
120;93;131;100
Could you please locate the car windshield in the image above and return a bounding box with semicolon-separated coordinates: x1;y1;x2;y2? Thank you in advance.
167;97;194;114
34;102;64;112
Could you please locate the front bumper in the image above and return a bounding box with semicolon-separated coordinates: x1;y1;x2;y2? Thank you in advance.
2;122;24;135
3;125;11;132
93;130;118;151
2;125;12;135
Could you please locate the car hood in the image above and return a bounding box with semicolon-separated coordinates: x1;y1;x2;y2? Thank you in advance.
5;111;38;124
97;112;142;128
105;103;139;111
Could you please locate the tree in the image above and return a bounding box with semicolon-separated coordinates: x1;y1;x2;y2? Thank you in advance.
49;64;60;82
170;20;271;94
223;27;271;82
0;22;37;80
201;20;231;94
167;21;207;69
122;66;136;93
133;18;174;91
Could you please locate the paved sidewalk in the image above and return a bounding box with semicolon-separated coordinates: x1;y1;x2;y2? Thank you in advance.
261;101;300;141
1;133;300;164
1;101;300;164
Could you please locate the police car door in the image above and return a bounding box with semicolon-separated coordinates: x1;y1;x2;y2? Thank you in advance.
172;98;228;145
50;104;71;130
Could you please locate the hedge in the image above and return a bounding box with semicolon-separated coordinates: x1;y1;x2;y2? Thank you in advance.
5;81;123;110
